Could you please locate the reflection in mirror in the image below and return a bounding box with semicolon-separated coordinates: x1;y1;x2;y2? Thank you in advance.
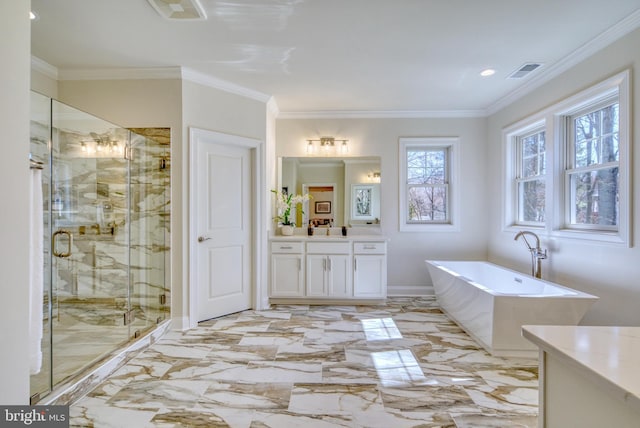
351;184;381;224
279;157;381;227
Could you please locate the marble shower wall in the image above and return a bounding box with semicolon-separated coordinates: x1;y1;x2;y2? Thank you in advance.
52;128;171;325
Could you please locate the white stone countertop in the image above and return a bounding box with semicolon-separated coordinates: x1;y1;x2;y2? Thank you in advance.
522;325;640;410
270;234;388;242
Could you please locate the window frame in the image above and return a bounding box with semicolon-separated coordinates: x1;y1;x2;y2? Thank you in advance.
504;117;549;231
503;69;630;246
399;137;460;232
516;126;547;227
563;96;620;232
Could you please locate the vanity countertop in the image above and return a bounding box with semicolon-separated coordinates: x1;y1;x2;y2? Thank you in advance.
522;325;640;409
270;234;388;242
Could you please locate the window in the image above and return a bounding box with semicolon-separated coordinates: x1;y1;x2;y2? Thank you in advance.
503;70;630;245
516;129;546;224
565;99;619;230
399;138;459;231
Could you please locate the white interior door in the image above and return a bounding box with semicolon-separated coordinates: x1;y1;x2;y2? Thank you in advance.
195;136;252;321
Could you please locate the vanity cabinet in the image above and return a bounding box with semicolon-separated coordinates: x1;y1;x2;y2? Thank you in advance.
306;242;352;297
269;237;387;302
353;242;387;298
270;241;304;297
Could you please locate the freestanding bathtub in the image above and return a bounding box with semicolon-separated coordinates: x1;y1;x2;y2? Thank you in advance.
424;260;598;358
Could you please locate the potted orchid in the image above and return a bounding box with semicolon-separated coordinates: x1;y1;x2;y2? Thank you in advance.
272;189;311;235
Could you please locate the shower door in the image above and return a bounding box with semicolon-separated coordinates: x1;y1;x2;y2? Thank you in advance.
49;100;131;387
29;94;171;403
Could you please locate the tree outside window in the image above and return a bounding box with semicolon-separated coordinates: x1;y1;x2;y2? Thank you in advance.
406;148;449;223
517;130;546;224
568;101;619;229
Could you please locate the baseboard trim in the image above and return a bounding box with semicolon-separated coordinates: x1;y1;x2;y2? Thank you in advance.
387;285;434;296
171;315;192;331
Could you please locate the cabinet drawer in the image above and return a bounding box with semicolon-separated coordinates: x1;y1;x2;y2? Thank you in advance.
353;242;386;254
271;241;303;253
306;242;350;254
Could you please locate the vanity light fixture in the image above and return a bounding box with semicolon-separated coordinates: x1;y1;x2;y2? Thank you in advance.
368;172;381;183
79;140;124;157
306;140;316;155
305;137;349;156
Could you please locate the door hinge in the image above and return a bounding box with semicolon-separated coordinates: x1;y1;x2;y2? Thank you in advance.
134;329;142;339
124;146;134;161
159;294;166;305
123;309;135;325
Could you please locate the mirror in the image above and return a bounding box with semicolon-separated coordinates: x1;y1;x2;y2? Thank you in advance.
279;157;381;227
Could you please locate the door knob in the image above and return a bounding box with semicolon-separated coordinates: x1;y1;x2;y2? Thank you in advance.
198;236;211;243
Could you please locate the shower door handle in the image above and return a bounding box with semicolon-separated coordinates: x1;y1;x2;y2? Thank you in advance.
52;229;73;258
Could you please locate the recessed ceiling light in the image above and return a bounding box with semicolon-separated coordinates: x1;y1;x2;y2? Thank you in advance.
30;11;38;20
480;68;496;77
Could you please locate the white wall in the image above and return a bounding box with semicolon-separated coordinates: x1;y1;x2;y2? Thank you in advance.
487;28;640;326
276;117;488;293
0;1;31;404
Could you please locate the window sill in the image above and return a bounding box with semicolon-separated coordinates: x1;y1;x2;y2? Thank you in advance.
400;223;460;233
551;229;630;247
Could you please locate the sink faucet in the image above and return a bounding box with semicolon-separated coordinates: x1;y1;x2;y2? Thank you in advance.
514;231;547;278
90;223;101;235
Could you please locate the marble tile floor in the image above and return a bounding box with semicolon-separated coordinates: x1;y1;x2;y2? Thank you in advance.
70;297;539;427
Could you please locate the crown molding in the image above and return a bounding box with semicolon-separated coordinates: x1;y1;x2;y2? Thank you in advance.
266;97;280;117
486;8;640;116
58;66;182;81
31;56;58;80
181;68;272;104
277;109;486;119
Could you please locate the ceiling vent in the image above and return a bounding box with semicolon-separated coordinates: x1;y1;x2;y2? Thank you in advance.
147;0;207;20
508;63;542;79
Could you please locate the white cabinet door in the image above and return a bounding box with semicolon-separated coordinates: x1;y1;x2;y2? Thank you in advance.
327;255;352;297
306;255;327;297
353;255;386;298
271;254;304;297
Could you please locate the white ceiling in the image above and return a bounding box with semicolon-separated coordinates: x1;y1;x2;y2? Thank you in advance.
30;0;640;116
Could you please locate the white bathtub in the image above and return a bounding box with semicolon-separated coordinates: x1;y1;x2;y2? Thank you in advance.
424;260;598;358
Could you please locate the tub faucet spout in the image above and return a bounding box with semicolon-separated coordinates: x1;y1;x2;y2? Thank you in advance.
514;231;547;278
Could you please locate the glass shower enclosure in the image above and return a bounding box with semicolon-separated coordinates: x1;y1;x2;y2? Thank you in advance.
29;92;170;402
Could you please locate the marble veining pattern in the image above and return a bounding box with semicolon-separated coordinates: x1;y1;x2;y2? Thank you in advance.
71;297;538;427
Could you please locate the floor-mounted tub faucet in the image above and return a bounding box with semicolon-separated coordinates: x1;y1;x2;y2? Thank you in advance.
514;231;547;278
